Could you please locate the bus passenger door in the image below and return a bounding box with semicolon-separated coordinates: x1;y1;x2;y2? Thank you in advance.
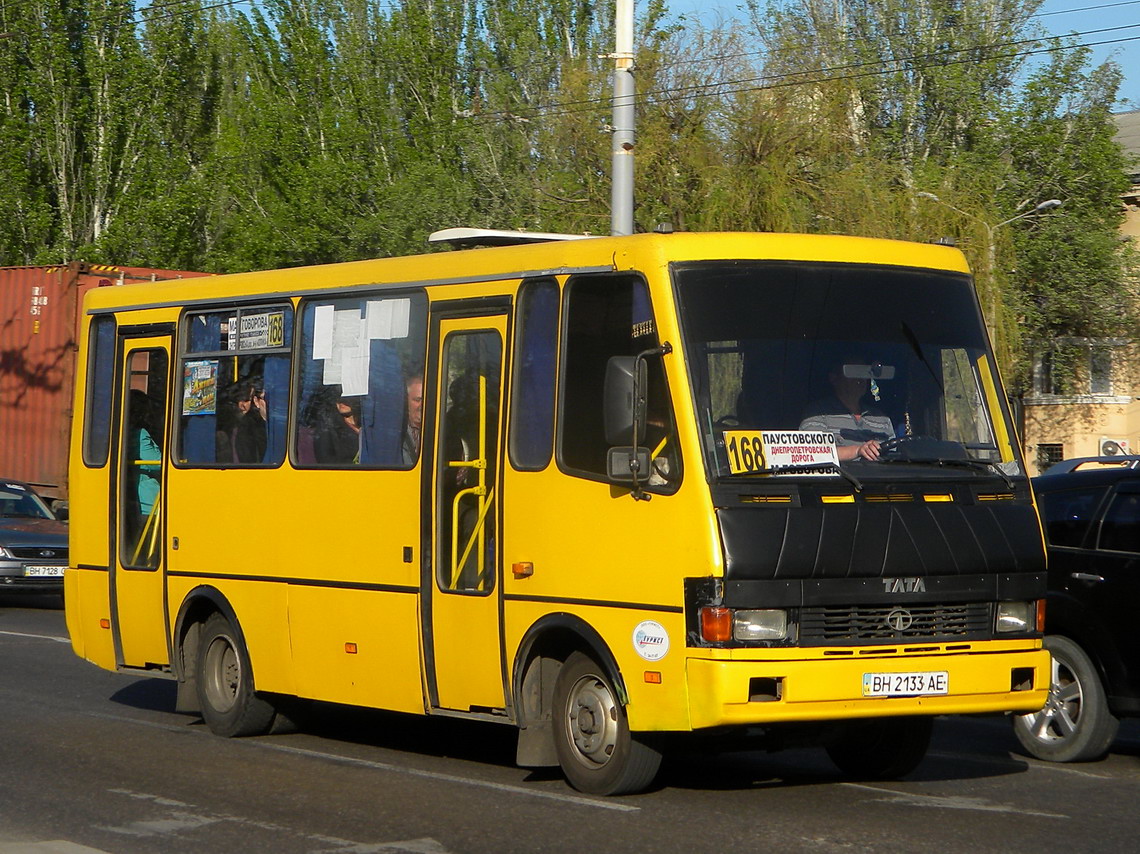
427;314;507;712
112;335;172;669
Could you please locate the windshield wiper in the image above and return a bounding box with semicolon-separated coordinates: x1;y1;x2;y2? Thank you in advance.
750;462;864;492
878;456;1014;489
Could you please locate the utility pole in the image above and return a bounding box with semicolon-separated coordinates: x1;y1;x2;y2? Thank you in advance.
611;0;635;236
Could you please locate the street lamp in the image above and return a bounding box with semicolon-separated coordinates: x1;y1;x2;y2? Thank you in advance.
916;192;1063;345
917;193;1062;228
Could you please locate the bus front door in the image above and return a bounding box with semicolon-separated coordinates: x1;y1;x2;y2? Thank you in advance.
111;335;172;669
427;314;507;712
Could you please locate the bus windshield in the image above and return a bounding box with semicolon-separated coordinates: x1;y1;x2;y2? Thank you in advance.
673;260;1024;483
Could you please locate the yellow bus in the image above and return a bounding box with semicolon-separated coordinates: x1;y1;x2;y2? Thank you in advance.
66;230;1049;795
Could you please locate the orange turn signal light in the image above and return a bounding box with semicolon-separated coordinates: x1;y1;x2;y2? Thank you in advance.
99;618;110;630
700;606;732;642
644;671;662;684
1036;599;1047;634
344;642;358;654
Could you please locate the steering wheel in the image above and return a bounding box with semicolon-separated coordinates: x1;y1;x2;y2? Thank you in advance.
878;435;936;456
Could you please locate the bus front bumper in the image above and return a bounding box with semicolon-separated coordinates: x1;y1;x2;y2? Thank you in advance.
685;648;1050;730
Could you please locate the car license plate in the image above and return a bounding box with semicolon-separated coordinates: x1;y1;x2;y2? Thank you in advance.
862;671;948;697
24;565;66;577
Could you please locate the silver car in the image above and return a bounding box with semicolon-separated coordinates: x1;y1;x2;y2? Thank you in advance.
0;479;68;593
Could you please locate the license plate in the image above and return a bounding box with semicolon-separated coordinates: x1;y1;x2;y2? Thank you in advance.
862;671;948;697
24;565;66;577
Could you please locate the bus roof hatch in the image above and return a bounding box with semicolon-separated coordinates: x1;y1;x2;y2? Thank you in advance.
427;227;594;248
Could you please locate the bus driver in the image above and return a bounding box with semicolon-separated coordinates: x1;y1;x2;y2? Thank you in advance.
799;356;895;462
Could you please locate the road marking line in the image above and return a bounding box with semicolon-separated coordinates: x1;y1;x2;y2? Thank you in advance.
108;789;454;851
0;843;112;854
97;813;220;837
0;630;69;644
927;749;1118;779
842;782;1068;818
88;713;638;812
259;741;641;812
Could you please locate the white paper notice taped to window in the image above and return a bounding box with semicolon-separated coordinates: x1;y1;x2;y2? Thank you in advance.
365;298;411;340
311;299;412;397
312;304;334;360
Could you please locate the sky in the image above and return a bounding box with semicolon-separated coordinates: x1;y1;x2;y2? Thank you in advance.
663;0;1140;110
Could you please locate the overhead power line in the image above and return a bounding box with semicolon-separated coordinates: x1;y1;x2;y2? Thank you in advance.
666;0;1140;70
0;0;1134;127
461;23;1140;126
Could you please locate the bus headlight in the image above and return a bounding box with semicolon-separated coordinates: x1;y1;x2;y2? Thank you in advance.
995;601;1034;633
733;609;788;641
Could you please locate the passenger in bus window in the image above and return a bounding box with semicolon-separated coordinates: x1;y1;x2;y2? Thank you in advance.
402;375;423;465
799;356;894;462
216;382;268;464
312;396;361;465
214;384;241;463
129;389;162;516
445;374;478;487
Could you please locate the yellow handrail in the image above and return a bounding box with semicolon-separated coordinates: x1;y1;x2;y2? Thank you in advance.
129;455;162;566
448;374;492;590
130;498;161;566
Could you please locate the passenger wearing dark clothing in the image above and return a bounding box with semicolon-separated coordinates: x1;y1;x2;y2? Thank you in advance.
216;383;268;464
313;398;361;464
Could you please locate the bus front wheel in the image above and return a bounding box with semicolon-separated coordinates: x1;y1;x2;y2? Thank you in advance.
195;612;277;738
825;716;932;780
552;652;662;796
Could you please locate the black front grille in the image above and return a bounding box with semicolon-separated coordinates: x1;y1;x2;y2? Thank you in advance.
799;602;992;645
7;546;69;561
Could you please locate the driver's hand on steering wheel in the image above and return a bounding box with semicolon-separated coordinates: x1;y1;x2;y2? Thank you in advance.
855;439;882;461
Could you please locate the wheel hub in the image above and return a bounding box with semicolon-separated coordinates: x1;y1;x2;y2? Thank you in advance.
1024;660;1081;743
567;676;618;767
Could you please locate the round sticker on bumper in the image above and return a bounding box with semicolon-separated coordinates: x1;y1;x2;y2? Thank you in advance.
633;620;670;661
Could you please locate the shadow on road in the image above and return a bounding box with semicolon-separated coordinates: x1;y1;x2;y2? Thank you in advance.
109;678;178;713
658;716;1034;793
0;591;63;610
105;678;1048;794
292;701;522;770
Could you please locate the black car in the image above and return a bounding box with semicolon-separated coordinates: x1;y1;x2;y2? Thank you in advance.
0;479;68;593
1014;457;1140;761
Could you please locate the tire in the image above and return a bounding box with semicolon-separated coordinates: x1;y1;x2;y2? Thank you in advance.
552;652;662;795
825;716;932;780
195;612;277;738
1013;635;1118;762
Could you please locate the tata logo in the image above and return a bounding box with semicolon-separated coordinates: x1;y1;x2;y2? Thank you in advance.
886;608;915;631
882;577;926;593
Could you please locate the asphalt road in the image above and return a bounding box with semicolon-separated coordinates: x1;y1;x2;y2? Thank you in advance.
3;593;1140;854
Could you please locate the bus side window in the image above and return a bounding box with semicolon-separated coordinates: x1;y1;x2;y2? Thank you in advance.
560;275;679;490
295;292;427;469
83;316;116;467
509;279;559;471
177;306;292;467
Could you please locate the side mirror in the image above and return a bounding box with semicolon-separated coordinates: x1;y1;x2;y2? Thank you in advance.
604;356;646;446
607;447;652;483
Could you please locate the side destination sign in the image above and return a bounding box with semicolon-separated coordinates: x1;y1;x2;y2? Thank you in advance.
724;429;840;475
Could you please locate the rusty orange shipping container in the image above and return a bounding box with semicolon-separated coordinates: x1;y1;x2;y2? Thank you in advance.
0;262;211;504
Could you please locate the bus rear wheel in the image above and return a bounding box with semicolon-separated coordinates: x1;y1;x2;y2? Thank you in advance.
552;652;662;796
825;716;932;780
195;612;277;738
